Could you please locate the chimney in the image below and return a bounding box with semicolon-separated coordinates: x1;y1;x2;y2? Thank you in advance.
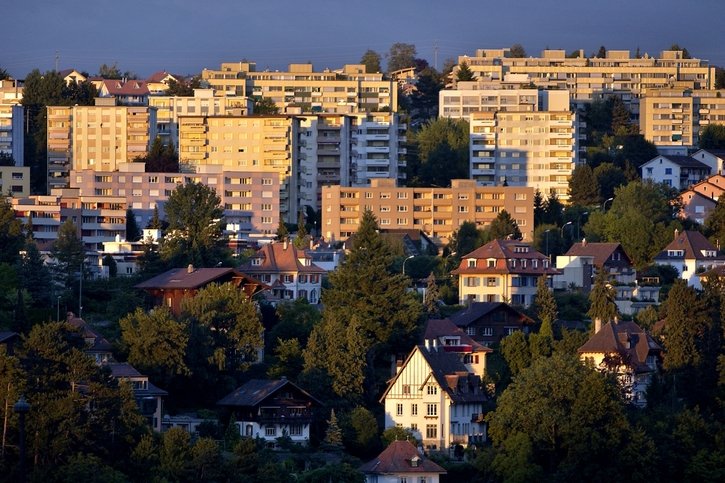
283;239;288;250
187;264;194;273
582;238;587;247
594;317;602;334
674;228;679;240
432;339;438;351
425;339;430;350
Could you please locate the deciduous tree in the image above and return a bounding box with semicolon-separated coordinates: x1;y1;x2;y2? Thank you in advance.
360;50;382;73
386;43;417;73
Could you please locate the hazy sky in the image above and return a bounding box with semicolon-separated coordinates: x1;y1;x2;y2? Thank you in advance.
5;0;724;79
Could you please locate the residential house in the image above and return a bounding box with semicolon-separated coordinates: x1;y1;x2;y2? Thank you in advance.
447;302;535;346
359;440;447;483
654;229;725;289
58;69;87;86
217;378;321;448
146;71;181;95
240;241;325;305
640;155;711;190
382;320;490;451
135;265;267;316
98;79;150;106
452;239;558;307
691;149;725;175
578;320;662;407
678;173;725;223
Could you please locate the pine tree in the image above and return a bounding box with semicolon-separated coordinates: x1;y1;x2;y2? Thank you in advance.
456;61;475;82
542;191;564;226
533;276;557;339
568;164;600;206
489;210;522;240
275;221;289;241
533;189;545;227
323;409;344;451
126;208;142;241
148;205;162;229
424;272;440;317
587;270;618;331
293;211;308;249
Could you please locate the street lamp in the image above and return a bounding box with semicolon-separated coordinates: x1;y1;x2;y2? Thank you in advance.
602;197;614;212
577;212;589;241
13;396;30;483
402;255;415;276
56;295;61;322
561;221;573;238
544;229;551;260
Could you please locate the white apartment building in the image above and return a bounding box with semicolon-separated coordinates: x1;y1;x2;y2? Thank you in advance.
439;85;539;120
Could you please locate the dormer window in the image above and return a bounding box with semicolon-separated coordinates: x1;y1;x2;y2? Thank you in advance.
467;259;476;268
251;257;262;266
411;456;420;468
513;245;529;253
667;249;684;257
702;250;717;257
487;258;496;268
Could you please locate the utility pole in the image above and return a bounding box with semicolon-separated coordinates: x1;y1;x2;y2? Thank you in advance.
55;51;59;72
433;41;439;71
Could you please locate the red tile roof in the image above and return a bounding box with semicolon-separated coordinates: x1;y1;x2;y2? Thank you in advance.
655;230;725;262
101;79;150;96
452;239;558;276
565;242;632;268
242;242;325;274
359;440;446;475
578;321;661;374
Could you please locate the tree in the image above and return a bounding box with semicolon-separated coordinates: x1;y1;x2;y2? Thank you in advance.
253;97;280;115
595;46;607;58
424;272;440;317
50;219;85;287
542;191;564;226
345;406;380;457
489;209;522;240
593;163;627;202
487;354;630;480
137;136;179;172
533;276;557;339
699;124;725;150
275;220;289;241
456;61;475;82
323;409;344;451
181;282;264;373
611;96;635;135
17;240;52;309
568;164;600;205
0;197;24;265
500;331;531;376
360;49;382;73
97;62;135;80
510;44;527;58
0;67;9;80
533;189;545;226
165;76;201;97
705;193;725;244
160;181;228;267
449;221;485;259
669;44;692;59
588;269;618;328
293;211;308;249
126;208;142;242
386;43;417;73
120;306;190;384
267;338;304;380
408;117;469;186
410;66;443;121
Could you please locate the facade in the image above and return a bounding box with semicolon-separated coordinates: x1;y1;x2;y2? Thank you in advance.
0;165;30;196
381;324;490;451
578;320;662;407
201;62;397;114
640;154;711;190
148;89;251;148
678;172;725;223
360;440;447;483
47;100;158;191
97;79;150;106
240;241;325;305
322;179;534;244
439;85;538;120
135;266;267;316
218;379;321;447
12;188;127;251
654;229;725;289
469;108;579;200
691;149;725;174
448;302;535;346
0;103;23;166
640;89;725;148
452;239;558;307
71;164;281;238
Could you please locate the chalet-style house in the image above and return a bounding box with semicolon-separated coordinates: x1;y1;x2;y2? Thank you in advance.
360;440;447;483
654;229;725;289
578;320;662;407
382;319;490;451
135;266;267;316
217;378;321;448
240;241;325;305
448;302;535;346
452;239;558;307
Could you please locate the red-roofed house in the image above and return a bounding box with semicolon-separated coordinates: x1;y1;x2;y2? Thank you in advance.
240;241;325;305
146;71;182;95
578;320;662;407
135;266;267;316
654;229;725;289
360;440;446;483
452;239;558;307
98;79;150;105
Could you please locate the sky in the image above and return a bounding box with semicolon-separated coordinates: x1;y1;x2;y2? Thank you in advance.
4;0;725;79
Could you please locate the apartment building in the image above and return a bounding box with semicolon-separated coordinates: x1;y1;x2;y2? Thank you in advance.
12;187;127;251
469;107;579;199
456;49;715;114
148;89;251;148
0;80;23;166
0;166;30;196
322;179;533;243
46;99;157;191
177;114;297;223
640;89;725;148
71;164;280;238
201;62;397;114
439;85;539;119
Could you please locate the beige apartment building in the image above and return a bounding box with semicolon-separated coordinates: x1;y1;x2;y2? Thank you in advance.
469;107;579;200
640;89;725;148
439;86;539;119
201;62;397;114
456;49;715;107
178;114;297;223
148;89;252;148
322;179;533;244
47;99;157;191
12;188;127;251
0;166;30;196
71;164;280;239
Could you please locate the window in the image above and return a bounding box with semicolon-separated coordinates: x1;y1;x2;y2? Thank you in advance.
466;326;476;336
467;259;476;268
426;424;437;439
487;259;495;268
402;384;411;395
289;424;303;436
426;404;437;417
482;327;493;337
411;404;418;416
265;426;276;437
486;277;497;287
665;168;672;175
397;404;403;416
427;385;437;395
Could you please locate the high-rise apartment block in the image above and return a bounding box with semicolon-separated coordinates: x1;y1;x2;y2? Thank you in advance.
322;179;533;243
439;85;539;119
47;98;157;191
0;79;24;166
201;62;397;114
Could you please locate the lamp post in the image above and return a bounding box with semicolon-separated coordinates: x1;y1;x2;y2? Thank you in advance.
13;396;30;483
561;221;573;239
78;259;83;319
402;255;415;277
577;211;589;241
544;229;551;261
602;197;614;212
56;295;61;322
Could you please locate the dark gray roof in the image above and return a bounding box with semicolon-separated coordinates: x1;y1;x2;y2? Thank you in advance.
217;379;322;407
449;302;534;327
0;332;19;344
418;346;488;405
661;155;710;169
